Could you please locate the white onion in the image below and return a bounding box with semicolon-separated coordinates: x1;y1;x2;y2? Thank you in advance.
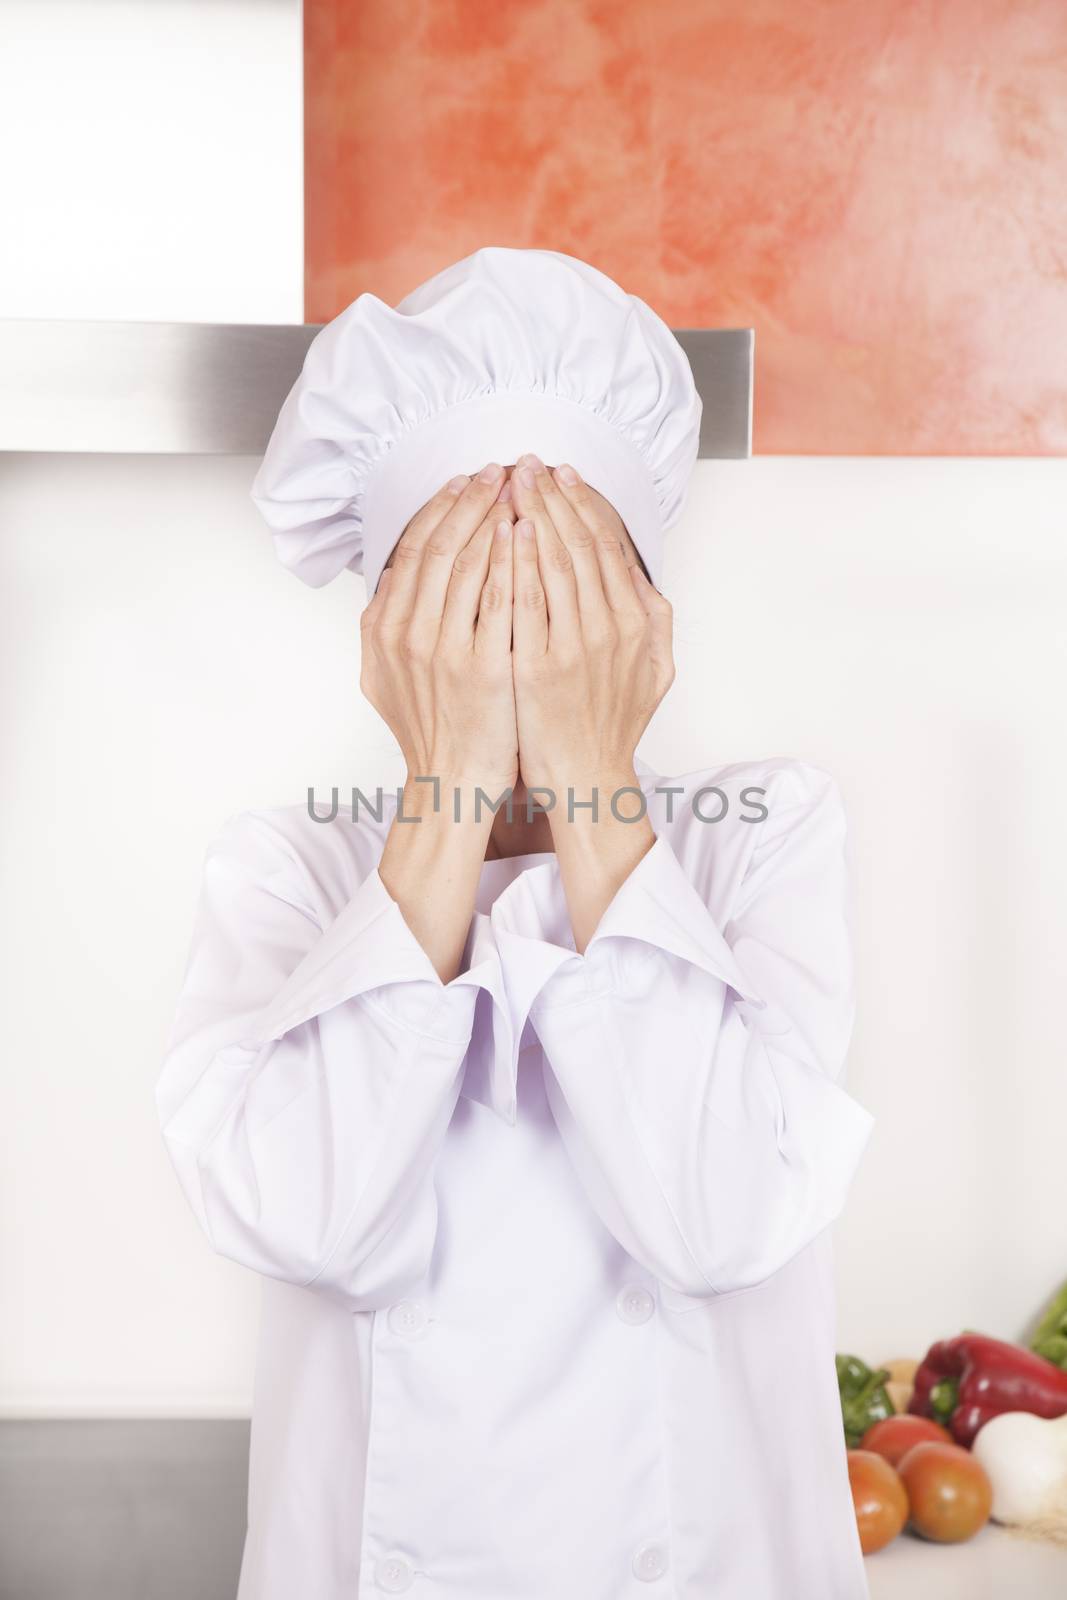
972;1412;1067;1545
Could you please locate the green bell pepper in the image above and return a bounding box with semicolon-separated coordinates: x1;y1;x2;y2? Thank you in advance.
836;1353;895;1448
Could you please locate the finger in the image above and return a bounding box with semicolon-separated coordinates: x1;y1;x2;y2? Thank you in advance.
551;463;645;620
440;500;514;645
383;464;505;630
593;523;645;616
524;459;604;604
379;473;470;625
512;517;548;661
517;458;613;641
510;459;580;641
396;468;501;553
629;562;675;688
405;463;507;636
474;517;515;659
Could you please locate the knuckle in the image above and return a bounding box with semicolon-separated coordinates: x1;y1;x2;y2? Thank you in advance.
401;628;429;662
374;616;404;647
549;544;573;574
479;582;505;613
391;541;422;568
519;584;546;611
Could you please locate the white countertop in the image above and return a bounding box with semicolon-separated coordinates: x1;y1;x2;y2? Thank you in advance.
865;1521;1067;1598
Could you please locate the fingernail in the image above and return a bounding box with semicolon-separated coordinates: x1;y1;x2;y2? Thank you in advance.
446;474;470;493
518;465;536;489
497;479;512;503
518;519;535;539
519;452;544;470
479;462;502;483
558;464;579;485
495;519;512;540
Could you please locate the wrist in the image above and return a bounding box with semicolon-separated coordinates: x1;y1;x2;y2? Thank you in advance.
547;779;653;853
380;781;497;983
532;765;644;819
400;769;517;821
546;794;656;955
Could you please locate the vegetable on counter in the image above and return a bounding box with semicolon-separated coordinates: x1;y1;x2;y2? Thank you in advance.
908;1334;1067;1447
847;1450;909;1554
896;1440;993;1543
880;1356;919;1413
837;1353;895;1448
971;1412;1067;1546
861;1414;953;1467
1030;1278;1067;1370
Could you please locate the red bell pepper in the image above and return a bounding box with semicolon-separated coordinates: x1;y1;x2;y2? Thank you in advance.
908;1333;1067;1446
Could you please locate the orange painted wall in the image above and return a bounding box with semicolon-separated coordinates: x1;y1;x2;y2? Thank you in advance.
305;0;1067;455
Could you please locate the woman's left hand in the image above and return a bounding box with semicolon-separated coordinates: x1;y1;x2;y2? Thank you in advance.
508;456;674;800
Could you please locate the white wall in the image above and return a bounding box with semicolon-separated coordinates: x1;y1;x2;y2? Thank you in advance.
0;0;303;1413
3;0;1066;1416
3;452;1066;1414
0;0;302;322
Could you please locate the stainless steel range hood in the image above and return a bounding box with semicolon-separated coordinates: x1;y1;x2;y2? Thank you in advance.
0;321;753;458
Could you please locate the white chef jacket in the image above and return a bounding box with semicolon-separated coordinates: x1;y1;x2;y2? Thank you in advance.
157;753;876;1600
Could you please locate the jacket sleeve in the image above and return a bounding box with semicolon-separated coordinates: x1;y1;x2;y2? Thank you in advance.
155;810;509;1313
527;766;876;1300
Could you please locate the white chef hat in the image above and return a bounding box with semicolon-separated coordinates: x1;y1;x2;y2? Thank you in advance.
250;246;702;597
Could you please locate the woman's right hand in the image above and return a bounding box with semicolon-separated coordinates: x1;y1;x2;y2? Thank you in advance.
360;463;518;794
364;465;517;982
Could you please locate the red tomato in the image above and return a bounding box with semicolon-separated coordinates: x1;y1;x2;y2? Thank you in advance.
861;1415;953;1467
896;1441;992;1543
847;1449;909;1554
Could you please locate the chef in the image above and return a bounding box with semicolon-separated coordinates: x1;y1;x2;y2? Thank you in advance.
156;247;877;1600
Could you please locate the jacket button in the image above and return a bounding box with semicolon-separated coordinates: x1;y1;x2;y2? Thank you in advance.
387;1300;429;1340
374;1551;415;1592
632;1541;669;1581
616;1284;655;1325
